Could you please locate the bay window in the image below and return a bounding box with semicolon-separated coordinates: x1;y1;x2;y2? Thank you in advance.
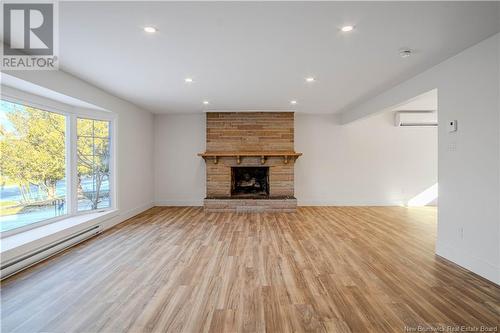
0;98;114;235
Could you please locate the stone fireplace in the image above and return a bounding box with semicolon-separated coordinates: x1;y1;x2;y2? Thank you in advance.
198;112;301;212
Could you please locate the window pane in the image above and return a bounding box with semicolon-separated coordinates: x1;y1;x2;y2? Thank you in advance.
77;118;93;137
93;120;110;139
77;118;109;139
0;100;67;233
77;118;111;212
93;138;109;156
77;137;93;158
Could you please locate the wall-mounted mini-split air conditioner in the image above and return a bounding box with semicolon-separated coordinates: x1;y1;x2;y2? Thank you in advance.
395;111;437;127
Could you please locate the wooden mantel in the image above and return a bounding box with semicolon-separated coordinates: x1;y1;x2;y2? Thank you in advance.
198;151;302;164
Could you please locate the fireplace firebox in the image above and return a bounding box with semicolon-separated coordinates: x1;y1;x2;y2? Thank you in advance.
231;167;269;197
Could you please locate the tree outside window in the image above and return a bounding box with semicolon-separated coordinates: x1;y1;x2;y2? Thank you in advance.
0;101;66;231
76;118;111;211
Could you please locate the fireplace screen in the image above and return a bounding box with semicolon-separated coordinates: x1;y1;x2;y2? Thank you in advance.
231;167;269;197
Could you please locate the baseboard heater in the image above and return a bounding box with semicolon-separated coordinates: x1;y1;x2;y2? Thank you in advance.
1;225;101;280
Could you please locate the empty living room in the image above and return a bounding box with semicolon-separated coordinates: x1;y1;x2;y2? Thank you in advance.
1;1;499;332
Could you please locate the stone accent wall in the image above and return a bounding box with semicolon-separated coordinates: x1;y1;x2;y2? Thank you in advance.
207;112;294;152
205;112;296;198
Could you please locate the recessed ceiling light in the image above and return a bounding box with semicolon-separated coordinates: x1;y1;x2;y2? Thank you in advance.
399;49;413;58
185;78;193;83
203;100;209;105
290;100;297;105
341;25;354;32
305;77;315;82
143;26;157;33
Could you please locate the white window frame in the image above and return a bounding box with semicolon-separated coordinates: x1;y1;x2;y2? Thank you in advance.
0;87;117;238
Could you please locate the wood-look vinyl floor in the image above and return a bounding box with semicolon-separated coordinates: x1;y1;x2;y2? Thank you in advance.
1;207;499;333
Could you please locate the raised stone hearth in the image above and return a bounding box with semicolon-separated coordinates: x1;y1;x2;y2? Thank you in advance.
204;197;297;212
199;112;301;212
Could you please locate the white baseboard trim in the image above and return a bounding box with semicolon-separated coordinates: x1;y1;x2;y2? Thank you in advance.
100;202;154;230
436;241;499;285
154;199;408;207
155;200;203;207
297;200;405;206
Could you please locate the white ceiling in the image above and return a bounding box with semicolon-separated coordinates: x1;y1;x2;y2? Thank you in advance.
58;2;500;114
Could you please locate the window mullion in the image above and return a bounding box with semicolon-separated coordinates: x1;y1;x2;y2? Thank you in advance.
68;114;78;215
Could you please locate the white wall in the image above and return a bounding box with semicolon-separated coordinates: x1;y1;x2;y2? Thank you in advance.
338;34;500;284
3;70;155;229
295;112;437;206
154;114;206;206
153;111;437;207
435;35;499;285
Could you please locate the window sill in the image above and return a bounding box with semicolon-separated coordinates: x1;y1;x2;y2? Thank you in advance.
1;210;118;263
